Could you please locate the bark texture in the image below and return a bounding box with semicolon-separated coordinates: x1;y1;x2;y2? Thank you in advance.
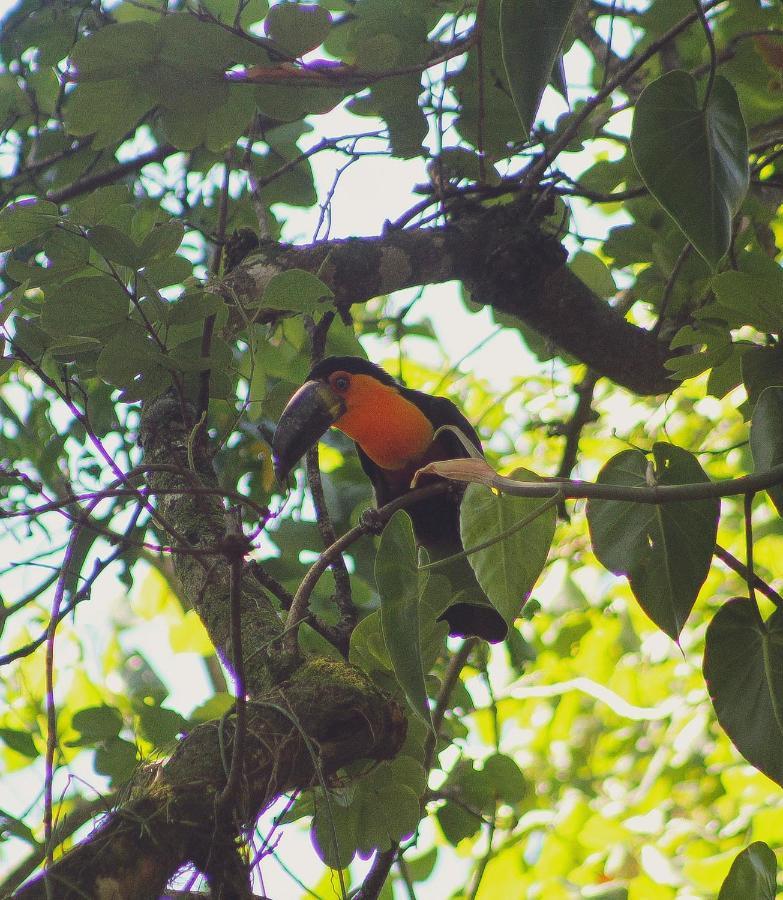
222;200;672;396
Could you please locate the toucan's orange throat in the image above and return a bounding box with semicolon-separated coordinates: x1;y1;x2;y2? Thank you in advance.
332;375;434;470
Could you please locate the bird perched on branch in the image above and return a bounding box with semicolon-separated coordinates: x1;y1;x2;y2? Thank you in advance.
272;356;507;643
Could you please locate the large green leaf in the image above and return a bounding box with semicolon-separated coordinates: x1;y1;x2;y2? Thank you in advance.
376;510;431;723
704;599;783;787
750;386;783;515
500;0;580;136
460;468;556;626
718;842;777;900
631;71;749;269
586;444;719;640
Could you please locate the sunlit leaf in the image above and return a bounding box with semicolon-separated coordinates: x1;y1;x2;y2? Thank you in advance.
587;444;719;640
460;468;556;626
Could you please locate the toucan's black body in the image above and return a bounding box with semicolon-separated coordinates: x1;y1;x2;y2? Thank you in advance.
273;357;508;643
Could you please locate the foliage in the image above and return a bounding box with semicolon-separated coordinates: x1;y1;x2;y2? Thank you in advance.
1;0;783;897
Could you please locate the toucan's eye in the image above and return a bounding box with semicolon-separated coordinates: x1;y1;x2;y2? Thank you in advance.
331;373;350;392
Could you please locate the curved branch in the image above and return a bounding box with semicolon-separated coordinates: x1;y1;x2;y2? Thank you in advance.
221;202;672;395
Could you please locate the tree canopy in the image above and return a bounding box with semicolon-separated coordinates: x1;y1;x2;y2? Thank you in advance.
1;0;783;897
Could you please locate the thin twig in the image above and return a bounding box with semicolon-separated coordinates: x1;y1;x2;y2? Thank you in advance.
302;312;356;654
693;0;718;107
281;483;451;656
216;511;249;815
197;153;233;420
524;0;724;186
713;543;783;609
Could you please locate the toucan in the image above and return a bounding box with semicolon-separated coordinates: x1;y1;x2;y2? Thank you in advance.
271;356;508;643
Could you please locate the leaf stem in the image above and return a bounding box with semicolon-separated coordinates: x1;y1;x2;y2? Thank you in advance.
693;0;717;108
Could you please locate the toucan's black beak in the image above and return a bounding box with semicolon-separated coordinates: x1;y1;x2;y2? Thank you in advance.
272;380;346;484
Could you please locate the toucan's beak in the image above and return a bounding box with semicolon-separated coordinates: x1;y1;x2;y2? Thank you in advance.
272;380;346;484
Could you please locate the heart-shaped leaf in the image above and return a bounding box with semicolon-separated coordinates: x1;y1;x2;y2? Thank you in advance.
500;0;580;137
704;599;783;787
460;468;556;626
587;443;719;640
718;841;777;900
631;71;748;269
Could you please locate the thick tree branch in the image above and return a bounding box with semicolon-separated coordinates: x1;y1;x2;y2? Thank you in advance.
221;202;672;395
16;660;406;900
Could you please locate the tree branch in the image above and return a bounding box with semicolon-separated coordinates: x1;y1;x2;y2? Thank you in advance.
16;660;407;899
221;201;672;395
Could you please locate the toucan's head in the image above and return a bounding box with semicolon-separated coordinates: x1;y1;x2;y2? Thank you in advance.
272;356;435;483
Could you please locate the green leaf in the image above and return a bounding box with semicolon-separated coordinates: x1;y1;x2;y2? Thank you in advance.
40;276;130;337
69;21;160;79
0;200;59;251
65;79;156;149
137;220;185;262
0;728;37;758
437;800;482;845
71;705;123;743
569;250;617;300
500;0;580;136
712;268;783;332
87;224;142;268
376;510;431;724
136;703;188;747
258;268;334;312
751;386;783;515
349;609;393;677
264;3;332;57
586;444;719;640
166;290;225;326
312;753;425;868
631;71;749;269
460;468;556;626
718;841;777;900
742;346;783;413
704;600;783;787
405;847;437;883
94;737;138;783
199;0;268;28
96;321;169;396
483;753;527;804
